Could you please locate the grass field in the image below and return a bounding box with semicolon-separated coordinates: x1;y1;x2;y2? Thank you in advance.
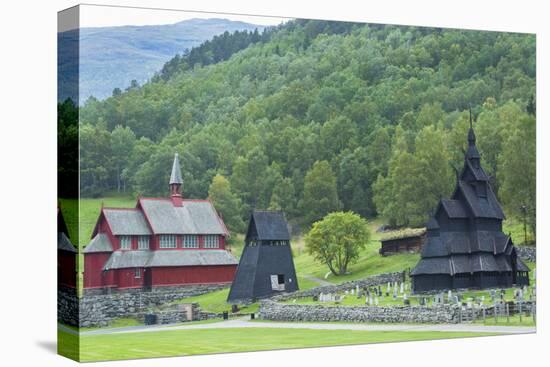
58;327;496;362
474;314;536;327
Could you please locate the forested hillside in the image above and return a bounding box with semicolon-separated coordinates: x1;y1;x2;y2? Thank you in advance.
68;19;536;237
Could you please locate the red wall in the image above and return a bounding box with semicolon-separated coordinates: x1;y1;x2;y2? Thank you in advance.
151;265;236;286
115;268;145;289
83;252;111;288
58;250;77;288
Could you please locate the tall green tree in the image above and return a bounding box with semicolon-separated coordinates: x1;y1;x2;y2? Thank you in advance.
111;125;136;192
301;160;340;226
374;125;452;227
208;174;245;233
498;115;536;241
305;212;370;275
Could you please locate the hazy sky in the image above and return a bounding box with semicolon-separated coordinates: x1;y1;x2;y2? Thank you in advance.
72;4;289;30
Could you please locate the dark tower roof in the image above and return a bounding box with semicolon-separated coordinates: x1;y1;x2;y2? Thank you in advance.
247;210;291;241
169;153;183;185
228;210;298;303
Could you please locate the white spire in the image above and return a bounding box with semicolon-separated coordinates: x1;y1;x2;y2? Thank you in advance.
169;153;183;185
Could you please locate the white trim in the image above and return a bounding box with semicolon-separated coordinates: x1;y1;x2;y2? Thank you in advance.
204;235;219;248
159;234;177;248
183;235;199;248
138;235;150;250
119;235;132;250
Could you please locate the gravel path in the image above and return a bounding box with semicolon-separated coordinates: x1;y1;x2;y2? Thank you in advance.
75;318;535;336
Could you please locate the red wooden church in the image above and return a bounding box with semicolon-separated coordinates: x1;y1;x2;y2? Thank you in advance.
83;153;238;291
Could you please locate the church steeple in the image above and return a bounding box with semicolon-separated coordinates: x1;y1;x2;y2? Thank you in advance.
465;109;481;164
169;153;183;206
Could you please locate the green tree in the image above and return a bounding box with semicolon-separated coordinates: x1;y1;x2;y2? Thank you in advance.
374;125;452;227
269;177;296;214
230;147;269;210
305;212;370;275
208;174;245;233
498;115;536;241
301;160;340;225
111;125;136;192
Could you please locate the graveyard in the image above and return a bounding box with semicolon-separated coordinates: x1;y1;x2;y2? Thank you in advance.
281;279;536;309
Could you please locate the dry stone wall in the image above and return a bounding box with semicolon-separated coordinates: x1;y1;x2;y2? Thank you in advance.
58;284;228;327
260;300;460;323
259;272;461;324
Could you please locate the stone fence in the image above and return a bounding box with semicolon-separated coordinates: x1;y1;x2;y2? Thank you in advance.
258;272;465;324
516;246;536;263
274;272;404;301
58;284;228;327
260;300;460;323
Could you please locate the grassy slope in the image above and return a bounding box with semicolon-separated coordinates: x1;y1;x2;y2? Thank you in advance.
292;218;420;284
59;328;495;362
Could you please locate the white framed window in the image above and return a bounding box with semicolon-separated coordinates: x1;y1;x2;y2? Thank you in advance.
159;235;177;248
134;268;141;278
138;236;150;250
119;236;132;250
204;235;220;248
183;235;199;248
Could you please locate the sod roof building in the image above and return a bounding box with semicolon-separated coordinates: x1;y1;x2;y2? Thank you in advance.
410;122;529;292
83;153;238;292
227;210;299;303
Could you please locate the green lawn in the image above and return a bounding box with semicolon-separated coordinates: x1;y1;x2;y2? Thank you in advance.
474;314;536;327
59;327;496;362
170;287;259;314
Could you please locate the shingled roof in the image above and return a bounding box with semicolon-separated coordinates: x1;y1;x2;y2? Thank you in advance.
248;210;290;241
58;232;77;253
102;209;152;235
102;249;237;270
84;233;113;253
138;198;227;235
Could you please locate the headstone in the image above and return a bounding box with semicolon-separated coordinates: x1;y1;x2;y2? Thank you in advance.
351;289;355;296
448;290;452;302
400;282;404;294
369;295;373;306
387;282;391;293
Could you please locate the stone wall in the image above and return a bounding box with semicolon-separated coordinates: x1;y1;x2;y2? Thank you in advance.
58;284;228;327
143;303;201;325
259;272;460;324
276;272;403;300
516;246;536;263
260;300;460;323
